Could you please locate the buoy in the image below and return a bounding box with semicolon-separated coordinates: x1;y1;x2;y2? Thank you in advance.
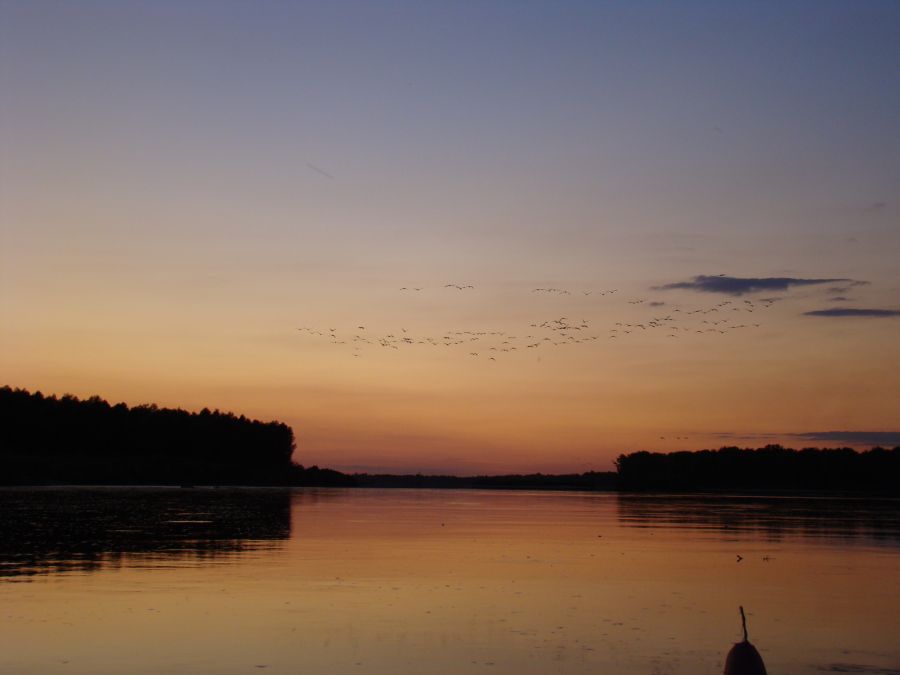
723;606;767;675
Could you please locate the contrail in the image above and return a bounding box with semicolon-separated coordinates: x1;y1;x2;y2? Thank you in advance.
307;163;335;179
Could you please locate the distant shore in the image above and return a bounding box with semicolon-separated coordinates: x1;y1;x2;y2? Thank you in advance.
351;471;617;491
3;386;898;494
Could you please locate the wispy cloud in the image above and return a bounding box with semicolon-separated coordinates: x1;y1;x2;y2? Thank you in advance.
654;275;863;297
710;430;900;447
792;431;900;446
804;308;900;318
827;282;871;294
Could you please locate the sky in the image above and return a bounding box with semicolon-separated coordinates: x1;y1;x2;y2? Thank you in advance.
2;0;899;474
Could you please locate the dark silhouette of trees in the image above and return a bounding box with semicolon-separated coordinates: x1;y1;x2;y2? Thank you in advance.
7;385;894;493
615;445;900;494
353;471;617;490
0;386;354;486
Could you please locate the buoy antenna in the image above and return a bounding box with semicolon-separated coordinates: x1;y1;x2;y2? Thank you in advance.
739;605;748;642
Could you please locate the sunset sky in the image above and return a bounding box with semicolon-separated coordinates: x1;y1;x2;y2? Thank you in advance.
2;1;899;474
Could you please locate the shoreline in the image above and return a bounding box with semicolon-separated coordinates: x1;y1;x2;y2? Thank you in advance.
3;482;898;499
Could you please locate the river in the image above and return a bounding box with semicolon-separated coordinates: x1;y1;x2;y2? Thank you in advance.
1;487;898;674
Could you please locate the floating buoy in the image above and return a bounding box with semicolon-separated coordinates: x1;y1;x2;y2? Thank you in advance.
723;606;767;675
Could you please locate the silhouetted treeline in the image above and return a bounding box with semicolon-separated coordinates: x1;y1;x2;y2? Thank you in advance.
294;464;356;487
616;445;900;494
0;386;354;486
8;386;897;494
353;471;617;491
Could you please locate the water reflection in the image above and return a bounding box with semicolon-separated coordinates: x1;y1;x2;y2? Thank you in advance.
1;489;898;674
0;487;291;579
617;493;900;547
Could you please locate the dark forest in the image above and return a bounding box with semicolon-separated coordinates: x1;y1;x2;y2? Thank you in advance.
3;386;898;493
615;445;900;494
0;386;351;486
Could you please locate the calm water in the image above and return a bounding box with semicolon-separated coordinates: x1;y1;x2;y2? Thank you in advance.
1;488;899;674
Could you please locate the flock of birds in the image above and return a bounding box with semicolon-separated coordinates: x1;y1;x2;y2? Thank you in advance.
296;284;777;363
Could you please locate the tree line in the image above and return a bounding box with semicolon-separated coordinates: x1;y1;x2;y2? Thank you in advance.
0;386;351;486
3;386;898;493
353;471;617;490
615;445;900;494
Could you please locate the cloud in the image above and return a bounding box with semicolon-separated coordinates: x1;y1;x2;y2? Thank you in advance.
710;431;900;447
827;281;871;294
804;308;900;318
791;431;900;447
863;201;886;213
655;275;862;296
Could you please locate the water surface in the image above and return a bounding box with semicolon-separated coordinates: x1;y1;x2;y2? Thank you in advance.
1;488;898;674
